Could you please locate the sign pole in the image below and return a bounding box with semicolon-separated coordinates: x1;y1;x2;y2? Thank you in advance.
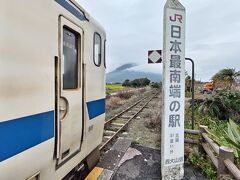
185;58;195;130
161;0;186;179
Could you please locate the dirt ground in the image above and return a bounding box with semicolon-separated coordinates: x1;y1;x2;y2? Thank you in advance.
106;87;151;120
104;91;208;179
125;93;161;149
106;90;162;150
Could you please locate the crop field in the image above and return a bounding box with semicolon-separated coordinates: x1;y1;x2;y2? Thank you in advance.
106;83;124;90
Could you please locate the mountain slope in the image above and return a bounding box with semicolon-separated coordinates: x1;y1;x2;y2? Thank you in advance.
106;63;162;83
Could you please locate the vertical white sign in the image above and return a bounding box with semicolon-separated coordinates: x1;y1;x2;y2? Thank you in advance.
161;0;185;179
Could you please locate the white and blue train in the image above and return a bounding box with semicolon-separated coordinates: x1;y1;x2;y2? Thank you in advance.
0;0;106;179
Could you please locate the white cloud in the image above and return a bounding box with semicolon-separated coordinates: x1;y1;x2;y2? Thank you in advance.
129;63;163;74
78;0;240;81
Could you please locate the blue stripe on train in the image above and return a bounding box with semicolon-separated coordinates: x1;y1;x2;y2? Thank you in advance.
55;0;87;21
87;98;106;120
0;111;54;162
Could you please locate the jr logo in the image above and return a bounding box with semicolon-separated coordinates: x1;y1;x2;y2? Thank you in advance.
170;14;182;23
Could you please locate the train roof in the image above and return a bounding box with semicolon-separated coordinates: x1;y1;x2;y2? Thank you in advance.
68;0;106;35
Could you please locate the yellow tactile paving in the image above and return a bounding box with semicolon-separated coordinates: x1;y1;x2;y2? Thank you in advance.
85;167;104;180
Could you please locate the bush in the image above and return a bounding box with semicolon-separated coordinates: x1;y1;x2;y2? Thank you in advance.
188;152;216;180
220;91;240;119
185;108;222;129
207;120;240;164
197;90;240;121
151;82;161;89
185;108;240;168
139;88;146;94
106;97;121;110
185;90;240;178
143;107;161;129
212;68;240;90
117;91;134;100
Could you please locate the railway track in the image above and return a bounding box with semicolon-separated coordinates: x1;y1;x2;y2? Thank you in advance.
99;91;159;151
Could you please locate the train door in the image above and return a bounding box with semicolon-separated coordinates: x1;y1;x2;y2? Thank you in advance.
56;16;83;165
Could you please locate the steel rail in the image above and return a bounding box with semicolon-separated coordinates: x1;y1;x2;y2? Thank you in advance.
100;93;158;151
105;90;155;125
105;97;148;125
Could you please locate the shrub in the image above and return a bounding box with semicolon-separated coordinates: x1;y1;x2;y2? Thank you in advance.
212;68;240;90
207;120;240;164
117;91;134;99
144;112;161;129
151;82;161;89
106;97;121;110
188;152;216;179
139;88;146;94
198;90;240;121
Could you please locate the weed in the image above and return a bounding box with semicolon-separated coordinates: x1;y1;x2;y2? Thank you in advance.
131;140;140;145
144;113;161;129
117;91;134;99
197;90;240;121
106;97;121;110
143;99;161;130
188;152;217;180
139;88;146;94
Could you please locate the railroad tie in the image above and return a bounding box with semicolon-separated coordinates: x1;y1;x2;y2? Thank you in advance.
128;110;139;114
121;116;132;119
107;127;120;132
107;125;123;132
111;123;125;126
104;130;116;136
103;136;112;141
134;106;143;108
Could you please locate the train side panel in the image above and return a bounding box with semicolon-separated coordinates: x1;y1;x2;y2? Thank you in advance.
0;0;56;179
0;0;106;179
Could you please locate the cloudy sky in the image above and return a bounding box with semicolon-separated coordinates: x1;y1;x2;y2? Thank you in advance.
78;0;240;81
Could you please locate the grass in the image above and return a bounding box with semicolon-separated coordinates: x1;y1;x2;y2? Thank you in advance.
106;83;124;90
184;93;239;179
188;151;216;180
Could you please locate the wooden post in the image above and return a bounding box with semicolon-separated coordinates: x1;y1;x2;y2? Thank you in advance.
217;146;234;179
198;125;208;155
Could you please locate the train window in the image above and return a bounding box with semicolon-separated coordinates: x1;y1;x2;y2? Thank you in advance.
63;27;78;89
94;33;101;66
104;40;106;68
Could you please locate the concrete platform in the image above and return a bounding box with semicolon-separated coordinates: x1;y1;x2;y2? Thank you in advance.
112;144;161;180
86;138;206;180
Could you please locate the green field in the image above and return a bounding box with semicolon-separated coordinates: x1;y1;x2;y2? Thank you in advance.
106;84;124;90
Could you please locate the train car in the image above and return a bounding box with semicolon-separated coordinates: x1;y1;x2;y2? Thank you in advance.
0;0;106;179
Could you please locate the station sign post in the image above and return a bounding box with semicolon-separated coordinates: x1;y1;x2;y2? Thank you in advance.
161;0;186;179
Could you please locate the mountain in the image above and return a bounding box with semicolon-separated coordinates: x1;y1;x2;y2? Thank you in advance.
106;63;162;83
114;63;137;72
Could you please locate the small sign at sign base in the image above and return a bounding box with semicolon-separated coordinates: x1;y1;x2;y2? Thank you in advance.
148;50;162;64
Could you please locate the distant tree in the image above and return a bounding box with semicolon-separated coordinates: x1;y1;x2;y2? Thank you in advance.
124;78;151;88
212;68;240;90
130;79;139;87
151;82;161;89
122;79;130;87
141;78;151;86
